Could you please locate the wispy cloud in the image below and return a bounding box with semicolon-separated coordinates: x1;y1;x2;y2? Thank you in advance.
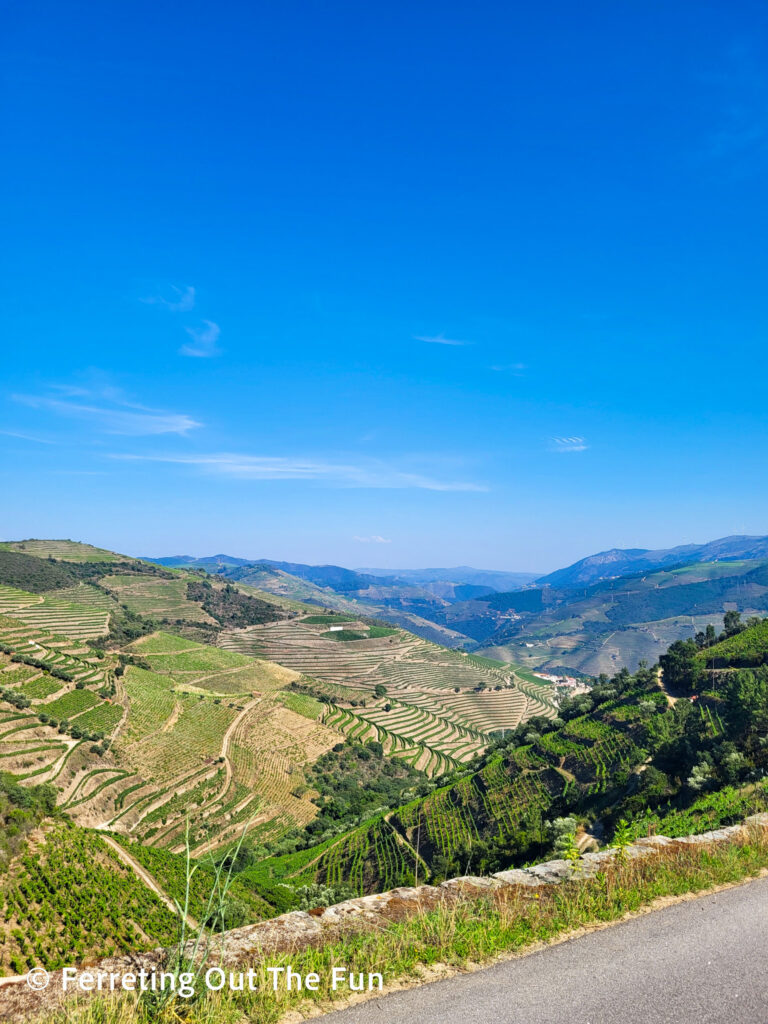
181;320;221;358
414;333;468;347
141;285;196;313
109;452;486;491
549;436;589;453
354;535;392;544
13;392;202;436
0;429;57;444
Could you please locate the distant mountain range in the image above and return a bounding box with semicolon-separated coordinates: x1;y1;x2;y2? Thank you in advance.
358;566;539;591
144;535;768;674
537;535;768;588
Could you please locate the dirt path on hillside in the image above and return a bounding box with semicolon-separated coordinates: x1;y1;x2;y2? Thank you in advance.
108;674;130;744
217;696;260;793
185;665;245;686
99;833;198;929
168;696;262;856
656;666;679;706
160;700;182;733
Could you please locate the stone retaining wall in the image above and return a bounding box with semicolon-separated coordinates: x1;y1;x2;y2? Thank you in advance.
2;813;767;1022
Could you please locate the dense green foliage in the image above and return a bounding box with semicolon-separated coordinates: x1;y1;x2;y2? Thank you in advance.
102;603;158;647
0;550;173;596
0;774;57;871
0;550;78;592
0;824;178;974
240;624;768;897
110;837;271;927
661;614;768;690
186;579;286;627
304;741;427;839
695;616;768;668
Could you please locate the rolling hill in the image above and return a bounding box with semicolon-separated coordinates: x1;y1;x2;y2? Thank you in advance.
143;536;768;675
356;565;539;590
3;536;768;982
474;558;768;675
144;554;540;646
536;534;768;587
0;538;551;856
242;617;768;895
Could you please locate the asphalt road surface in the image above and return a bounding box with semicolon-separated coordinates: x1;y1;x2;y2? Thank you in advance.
320;876;768;1024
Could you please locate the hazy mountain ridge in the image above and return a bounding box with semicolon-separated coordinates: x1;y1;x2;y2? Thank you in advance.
537;535;768;587
357;566;539;590
2;535;768;983
142;537;768;672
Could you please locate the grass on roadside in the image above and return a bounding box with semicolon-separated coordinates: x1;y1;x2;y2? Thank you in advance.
37;831;768;1024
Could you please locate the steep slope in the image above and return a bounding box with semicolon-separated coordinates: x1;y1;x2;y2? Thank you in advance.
248;618;768;896
470;559;768;675
216;563;473;647
537;534;768;587
0;614;340;854
142;555;530;647
0;543;551;858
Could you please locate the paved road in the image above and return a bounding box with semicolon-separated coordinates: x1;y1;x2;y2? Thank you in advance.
321;876;768;1024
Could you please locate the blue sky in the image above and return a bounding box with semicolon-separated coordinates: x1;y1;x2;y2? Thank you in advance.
2;1;767;572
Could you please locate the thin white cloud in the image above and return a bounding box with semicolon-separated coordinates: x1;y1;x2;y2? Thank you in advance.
549;436;589;453
142;285;196;313
0;429;57;444
414;333;468;347
181;320;221;358
354;535;392;544
109;452;486;491
13;393;201;436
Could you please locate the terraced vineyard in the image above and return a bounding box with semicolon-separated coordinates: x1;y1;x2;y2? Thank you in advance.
0;615;110;687
0;614;334;853
220;616;555;774
393;754;559;866
47;582;116;611
127;630;298;695
322;704;460;776
0;539;132;562
0;616;120;790
322;697;483;769
313;818;419;892
101;574;217;623
535;714;646;795
0;549;565;881
251;671;660;900
96;632;338;853
0;612;370;855
223;618;549;695
0;584;109;640
254;745;565;895
0;823;178;974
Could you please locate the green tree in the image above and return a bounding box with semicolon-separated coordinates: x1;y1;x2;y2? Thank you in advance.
659;639;701;693
723;610;743;638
